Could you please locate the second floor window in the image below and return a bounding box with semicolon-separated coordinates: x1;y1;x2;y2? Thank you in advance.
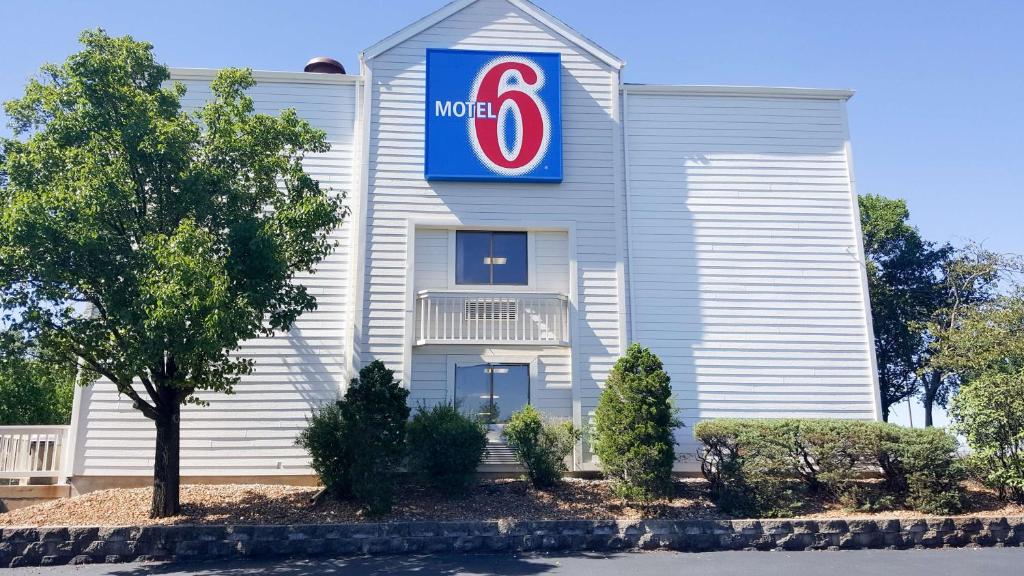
456;230;528;285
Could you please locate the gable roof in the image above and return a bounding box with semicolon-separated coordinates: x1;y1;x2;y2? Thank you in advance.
361;0;624;69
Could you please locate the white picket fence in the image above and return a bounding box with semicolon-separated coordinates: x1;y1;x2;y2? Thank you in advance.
0;425;69;482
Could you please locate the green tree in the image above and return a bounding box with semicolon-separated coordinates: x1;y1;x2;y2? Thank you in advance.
858;194;947;420
918;245;1016;426
592;344;680;500
0;333;76;425
937;289;1024;501
934;290;1024;377
0;31;344;516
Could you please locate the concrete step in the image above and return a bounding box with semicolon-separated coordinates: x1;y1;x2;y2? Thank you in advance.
0;484;71;512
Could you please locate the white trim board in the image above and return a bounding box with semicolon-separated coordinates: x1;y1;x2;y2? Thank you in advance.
169;67;361;86
624;84;854;100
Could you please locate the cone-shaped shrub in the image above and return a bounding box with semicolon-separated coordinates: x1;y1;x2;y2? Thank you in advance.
592;344;680;500
297;360;409;515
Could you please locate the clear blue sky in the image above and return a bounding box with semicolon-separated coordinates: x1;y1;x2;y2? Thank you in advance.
3;0;1022;425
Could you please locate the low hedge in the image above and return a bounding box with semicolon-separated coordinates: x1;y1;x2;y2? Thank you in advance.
693;419;964;517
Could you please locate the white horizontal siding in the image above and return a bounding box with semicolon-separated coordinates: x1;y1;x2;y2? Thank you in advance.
73;75;359;477
534;232;570;293
360;0;623;427
623;90;878;469
414;229;449;291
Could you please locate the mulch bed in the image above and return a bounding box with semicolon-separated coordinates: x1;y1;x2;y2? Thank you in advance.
2;478;1022;527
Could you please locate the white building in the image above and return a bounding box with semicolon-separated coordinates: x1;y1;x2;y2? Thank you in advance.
65;0;881;492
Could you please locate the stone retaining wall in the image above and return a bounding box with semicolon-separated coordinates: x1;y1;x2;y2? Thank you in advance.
2;516;1024;568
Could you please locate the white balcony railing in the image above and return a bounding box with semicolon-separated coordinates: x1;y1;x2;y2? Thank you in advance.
0;425;69;480
416;290;569;346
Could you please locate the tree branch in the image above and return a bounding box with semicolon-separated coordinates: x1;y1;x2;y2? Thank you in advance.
74;346;159;420
138;372;162;407
60;326;160;420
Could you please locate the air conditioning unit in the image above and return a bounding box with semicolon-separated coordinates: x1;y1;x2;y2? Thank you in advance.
465;299;518;321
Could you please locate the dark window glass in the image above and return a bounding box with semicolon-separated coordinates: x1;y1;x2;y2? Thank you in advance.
456;231;492;285
455;231;528;285
491;364;530;424
455;364;492;422
455;363;530;424
491;232;528;285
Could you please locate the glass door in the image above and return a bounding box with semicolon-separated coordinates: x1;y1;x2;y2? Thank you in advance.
455;363;530;425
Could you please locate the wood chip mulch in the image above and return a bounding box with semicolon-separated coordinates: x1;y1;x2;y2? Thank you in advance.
2;478;1022;527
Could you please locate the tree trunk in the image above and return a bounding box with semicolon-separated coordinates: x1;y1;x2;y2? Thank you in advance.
922;371;941;428
150;402;181;518
923;391;934;428
881;402;889;422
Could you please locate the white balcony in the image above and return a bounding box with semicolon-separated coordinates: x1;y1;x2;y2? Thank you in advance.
415;290;569;346
0;426;69;482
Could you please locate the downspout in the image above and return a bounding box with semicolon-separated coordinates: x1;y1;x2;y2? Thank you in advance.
621;87;638;344
342;54;375;396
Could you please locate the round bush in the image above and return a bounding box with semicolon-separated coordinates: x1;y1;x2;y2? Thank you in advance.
503;405;580;489
406;403;488;494
296;402;352;499
296;360;409;515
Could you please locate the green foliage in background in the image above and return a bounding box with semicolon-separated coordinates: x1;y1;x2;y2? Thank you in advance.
918;245;1015;426
0;334;76;425
929;267;1024;502
858;194;948;421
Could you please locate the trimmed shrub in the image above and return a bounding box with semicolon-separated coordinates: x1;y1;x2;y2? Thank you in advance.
897;427;965;514
295;402;351;500
592;344;681;500
406;403;488;494
950;369;1024;503
503;405;581;489
297;360;409;515
694;418;965;516
791;419;870;495
693;419;802;517
857;423;964;515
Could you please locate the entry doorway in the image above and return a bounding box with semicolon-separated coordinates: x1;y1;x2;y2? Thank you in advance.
454;363;530;424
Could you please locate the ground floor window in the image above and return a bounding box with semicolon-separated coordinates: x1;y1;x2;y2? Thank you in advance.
454;363;529;424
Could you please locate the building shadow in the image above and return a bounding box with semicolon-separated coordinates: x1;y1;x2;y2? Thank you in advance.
105;551;629;576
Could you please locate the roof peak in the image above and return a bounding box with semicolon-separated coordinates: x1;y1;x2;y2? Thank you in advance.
361;0;623;69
